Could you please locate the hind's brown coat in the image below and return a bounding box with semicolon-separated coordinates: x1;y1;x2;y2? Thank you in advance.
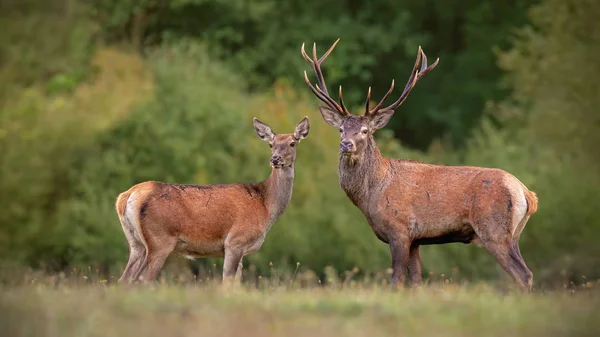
115;117;310;283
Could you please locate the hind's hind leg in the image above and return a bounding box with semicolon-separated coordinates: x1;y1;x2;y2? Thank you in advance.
118;216;146;283
118;242;145;283
135;233;176;283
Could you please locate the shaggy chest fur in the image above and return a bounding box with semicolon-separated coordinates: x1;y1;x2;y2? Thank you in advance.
338;151;395;242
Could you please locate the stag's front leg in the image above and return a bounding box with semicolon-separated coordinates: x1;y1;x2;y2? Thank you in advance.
407;244;423;287
389;240;410;287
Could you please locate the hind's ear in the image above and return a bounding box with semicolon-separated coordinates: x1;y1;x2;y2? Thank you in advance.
293;116;310;141
253;117;275;142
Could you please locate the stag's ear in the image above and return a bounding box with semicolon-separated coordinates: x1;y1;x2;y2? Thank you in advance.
319;106;344;128
369;109;395;130
293;116;310;141
253;117;275;142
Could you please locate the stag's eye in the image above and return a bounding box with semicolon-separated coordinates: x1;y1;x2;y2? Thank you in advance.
361;129;368;134
269;144;273;148
290;142;296;147
339;128;343;133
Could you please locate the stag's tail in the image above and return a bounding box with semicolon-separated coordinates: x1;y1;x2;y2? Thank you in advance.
524;189;538;216
515;178;538;217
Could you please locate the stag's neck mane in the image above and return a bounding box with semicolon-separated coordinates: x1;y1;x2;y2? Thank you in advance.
338;135;391;210
257;165;295;225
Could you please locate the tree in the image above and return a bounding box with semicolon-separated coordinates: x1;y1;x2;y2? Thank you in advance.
87;0;537;150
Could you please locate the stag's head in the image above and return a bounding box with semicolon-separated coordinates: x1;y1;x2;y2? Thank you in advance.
301;39;438;156
253;117;310;168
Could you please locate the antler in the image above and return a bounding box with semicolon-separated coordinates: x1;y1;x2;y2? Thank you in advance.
301;38;351;116
364;46;439;117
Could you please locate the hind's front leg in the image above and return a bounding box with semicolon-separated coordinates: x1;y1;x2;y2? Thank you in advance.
235;259;243;280
222;246;244;283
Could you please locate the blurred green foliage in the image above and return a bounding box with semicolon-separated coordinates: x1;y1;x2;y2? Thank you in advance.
87;0;537;149
0;0;598;286
0;0;98;100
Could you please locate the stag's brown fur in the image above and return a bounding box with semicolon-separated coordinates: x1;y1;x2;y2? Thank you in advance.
302;40;538;291
116;117;310;283
337;120;538;290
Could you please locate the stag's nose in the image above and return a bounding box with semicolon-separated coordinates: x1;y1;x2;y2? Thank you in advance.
270;155;281;165
340;140;354;152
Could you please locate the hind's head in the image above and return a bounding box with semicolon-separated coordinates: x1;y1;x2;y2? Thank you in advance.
253;117;310;168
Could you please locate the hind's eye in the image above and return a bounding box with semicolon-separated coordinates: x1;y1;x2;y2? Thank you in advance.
361;129;368;134
339;128;343;133
290;142;296;147
269;144;273;148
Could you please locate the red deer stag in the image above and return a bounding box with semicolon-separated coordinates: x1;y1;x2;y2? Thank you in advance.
115;117;310;283
301;39;538;291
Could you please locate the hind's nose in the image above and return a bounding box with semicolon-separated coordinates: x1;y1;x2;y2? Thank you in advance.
271;155;281;165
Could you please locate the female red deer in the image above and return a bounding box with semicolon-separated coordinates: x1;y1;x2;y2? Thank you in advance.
301;39;538;291
115;117;310;283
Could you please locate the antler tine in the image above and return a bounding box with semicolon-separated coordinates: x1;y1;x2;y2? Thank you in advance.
303;70;326;100
384;68;419;112
301;39;349;115
315;83;346;113
312;39;340;96
365;79;395;116
301;43;314;65
338;85;350;114
417;48;439;80
303;71;343;113
318;38;340;64
308;39;341;93
364;86;372;113
377;46;435;113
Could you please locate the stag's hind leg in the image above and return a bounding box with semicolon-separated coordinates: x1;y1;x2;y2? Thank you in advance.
510;215;533;289
472;220;533;291
505;192;534;290
511;215;530;261
509;246;533;290
486;241;532;291
471;181;533;291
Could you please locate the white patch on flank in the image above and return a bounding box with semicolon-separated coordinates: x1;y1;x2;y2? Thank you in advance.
503;175;528;237
125;191;147;249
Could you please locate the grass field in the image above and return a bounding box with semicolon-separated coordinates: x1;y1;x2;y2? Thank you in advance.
1;272;599;337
